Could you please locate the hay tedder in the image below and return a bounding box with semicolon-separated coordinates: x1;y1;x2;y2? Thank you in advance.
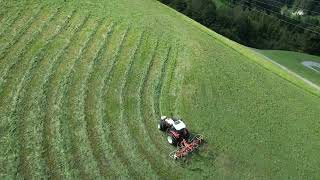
158;116;204;160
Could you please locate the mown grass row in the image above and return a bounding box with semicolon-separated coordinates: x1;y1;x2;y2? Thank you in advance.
0;7;72;179
81;21;115;178
0;2;27;37
0;5;43;59
147;39;182;161
159;43;181;115
120;31;168;176
87;24;131;178
62;18;110;179
154;46;172;117
40;13;90;179
125;31;182;178
0;7;60;93
104;27;159;179
0;4;186;179
49;17;101;178
13;8;72;179
140;37;178;155
99;26;137;178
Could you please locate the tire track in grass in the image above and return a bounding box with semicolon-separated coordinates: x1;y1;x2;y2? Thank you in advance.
0;8;72;179
124;32;178;179
172;47;187;115
54;17;101;179
159;43;181;115
0;5;43;59
119;30;160;178
82;22;116;178
89;24;131;178
39;13;89;179
154;47;172;117
62;19;110;179
0;7;60;93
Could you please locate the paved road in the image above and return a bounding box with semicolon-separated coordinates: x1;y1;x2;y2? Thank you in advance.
254;51;320;92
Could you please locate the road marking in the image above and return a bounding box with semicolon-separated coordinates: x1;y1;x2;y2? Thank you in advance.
254;51;320;92
302;61;320;73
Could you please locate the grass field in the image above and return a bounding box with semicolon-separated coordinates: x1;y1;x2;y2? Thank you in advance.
258;50;320;86
1;0;320;179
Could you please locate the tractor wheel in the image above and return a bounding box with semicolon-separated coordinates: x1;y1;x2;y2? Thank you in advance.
167;134;177;145
158;120;166;131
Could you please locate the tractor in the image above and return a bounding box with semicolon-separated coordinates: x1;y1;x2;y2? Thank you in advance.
158;116;204;159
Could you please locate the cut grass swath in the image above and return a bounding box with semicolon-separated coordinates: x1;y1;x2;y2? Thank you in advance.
62;18;108;179
0;5;43;59
160;42;181;115
0;3;26;37
99;26;134;178
87;24;130;178
104;26;156;179
56;18;101;177
0;7;61;93
0;8;70;179
118;30;160;178
82;21;115;178
40;13;90;179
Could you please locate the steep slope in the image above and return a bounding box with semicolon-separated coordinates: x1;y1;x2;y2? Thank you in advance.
0;0;319;179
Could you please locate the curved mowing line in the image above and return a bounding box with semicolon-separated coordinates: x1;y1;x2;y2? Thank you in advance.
124;32;177;178
0;5;43;60
0;7;61;93
154;46;172;117
138;40;182;176
118;30;160;178
138;37;178;160
99;27;139;178
160;44;180;115
139;38;162;148
61;18;108;179
0;9;77;179
82;22;116;178
57;18;102;179
89;25;130;178
0;4;26;37
139;38;175;153
40;13;89;179
11;10;76;179
173;47;186;115
0;5;25;37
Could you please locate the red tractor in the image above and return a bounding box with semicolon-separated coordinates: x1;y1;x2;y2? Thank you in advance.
158;116;204;159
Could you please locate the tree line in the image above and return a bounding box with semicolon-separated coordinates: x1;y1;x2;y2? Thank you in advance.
159;0;320;55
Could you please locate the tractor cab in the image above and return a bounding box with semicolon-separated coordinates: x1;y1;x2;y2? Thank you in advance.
158;116;190;145
172;120;186;131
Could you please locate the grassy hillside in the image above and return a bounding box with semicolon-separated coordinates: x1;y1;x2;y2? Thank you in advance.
0;0;320;179
258;50;320;86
